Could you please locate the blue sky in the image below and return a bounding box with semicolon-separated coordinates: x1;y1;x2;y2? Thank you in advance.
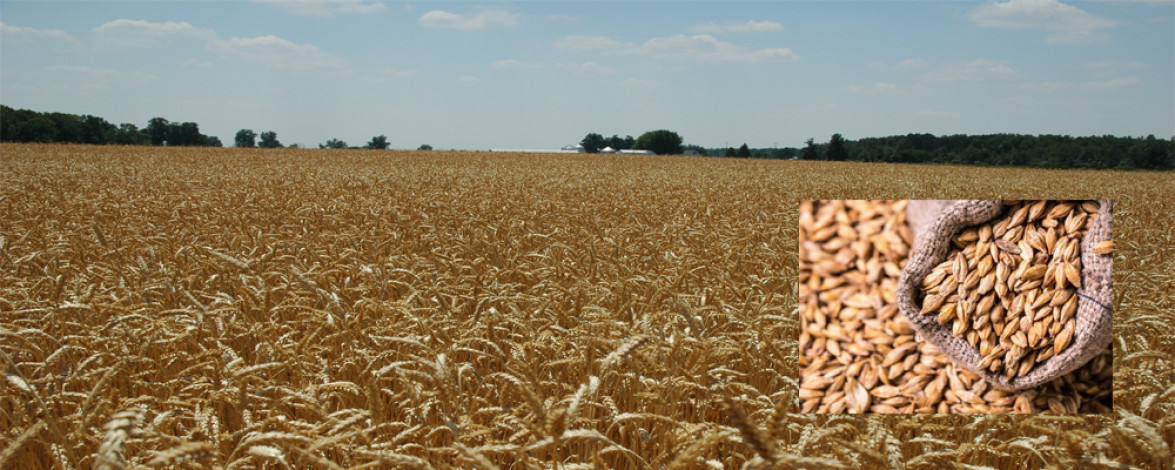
1;0;1172;149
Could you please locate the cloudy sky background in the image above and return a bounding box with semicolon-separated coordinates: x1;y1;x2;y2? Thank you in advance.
1;0;1171;149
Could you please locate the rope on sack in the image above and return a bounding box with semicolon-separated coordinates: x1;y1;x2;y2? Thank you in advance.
1076;291;1112;313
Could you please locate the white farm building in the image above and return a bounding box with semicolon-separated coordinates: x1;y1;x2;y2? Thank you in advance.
488;144;653;155
600;146;653;155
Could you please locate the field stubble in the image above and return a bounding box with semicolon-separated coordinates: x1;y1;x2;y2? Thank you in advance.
1;144;1172;469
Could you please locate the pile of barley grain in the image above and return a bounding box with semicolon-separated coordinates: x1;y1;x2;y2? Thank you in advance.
799;200;1112;414
919;200;1103;380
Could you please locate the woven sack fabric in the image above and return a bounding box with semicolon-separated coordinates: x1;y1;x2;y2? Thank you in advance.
897;200;1113;391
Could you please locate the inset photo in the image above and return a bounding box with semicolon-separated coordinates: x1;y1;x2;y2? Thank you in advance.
798;200;1112;414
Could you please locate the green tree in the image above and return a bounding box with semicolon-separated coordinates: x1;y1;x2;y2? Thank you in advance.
605;134;635;150
47;112;83;143
724;147;736;157
0;105;14;139
737;143;751;158
633;129;683;155
320;138;347;149
828;133;848;161
146;117;170;146
1142;134;1173;170
418;144;433;151
114;123;148;145
259;131;282;148
367;134;390;149
801;138;820;160
81;115;116;144
20;116;57;142
580;133;605;153
235;129;257;148
167;122;203;146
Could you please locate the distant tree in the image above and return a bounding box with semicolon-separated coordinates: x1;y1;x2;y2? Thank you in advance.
418;144;433;151
683;144;707;156
320;138;347;149
0;105;14;139
203;135;223;147
724;147;736;157
235;129;257;148
20;116;57;142
259;131;282;148
367;134;390;149
581;133;605;153
288;143;300;149
114;123;148;145
166;122;203;146
777;147;799;159
146;117;170;146
737;143;751;158
46;112;83;143
801;138;820;160
603;134;620;151
634;129;683;155
828;133;848;161
1142;134;1173;170
81;115;116;144
604;134;635;151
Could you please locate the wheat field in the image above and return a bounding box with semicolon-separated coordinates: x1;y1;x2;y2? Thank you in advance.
1;144;1172;469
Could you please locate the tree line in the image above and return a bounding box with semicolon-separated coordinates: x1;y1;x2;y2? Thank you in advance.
792;132;1173;170
1;105;222;147
0;106;407;150
4;106;1170;169
580;130;684;155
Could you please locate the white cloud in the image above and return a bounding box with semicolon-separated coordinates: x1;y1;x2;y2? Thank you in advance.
968;0;1118;44
207;35;348;71
46;65;158;83
380;66;415;77
807;103;841;112
458;75;480;82
1082;76;1144;90
642;34;798;63
559;62;616;76
492;59;544;69
868;59;927;70
1012;80;1074;90
181;58;212;68
1;22;73;42
615;78;661;89
845;82;901;94
252;0;386;16
557;34;798;64
93;19;216;46
1081;59;1148;71
555;35;630;52
922;59;1018;82
1104;0;1175;6
419;9;518;31
690;20;784;34
895;58;928;69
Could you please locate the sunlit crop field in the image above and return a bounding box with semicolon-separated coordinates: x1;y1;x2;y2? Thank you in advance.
1;144;1172;469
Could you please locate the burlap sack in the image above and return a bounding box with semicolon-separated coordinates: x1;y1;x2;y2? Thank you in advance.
897;200;1113;391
